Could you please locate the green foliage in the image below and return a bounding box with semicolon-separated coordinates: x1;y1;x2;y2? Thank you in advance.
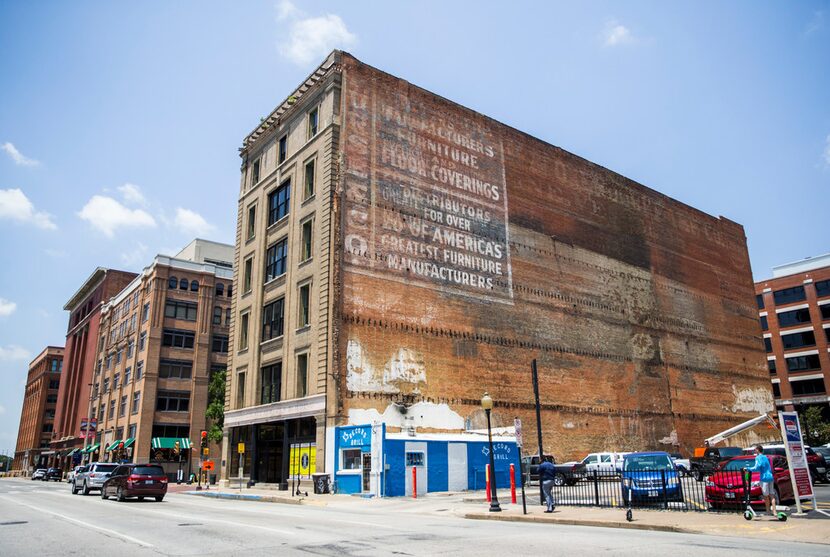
800;406;830;446
206;369;226;444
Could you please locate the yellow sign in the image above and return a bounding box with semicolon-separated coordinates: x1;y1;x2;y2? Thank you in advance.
289;444;316;477
238;442;245;454
202;447;209;456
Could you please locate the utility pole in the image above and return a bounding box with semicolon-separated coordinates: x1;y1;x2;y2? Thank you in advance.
531;359;544;506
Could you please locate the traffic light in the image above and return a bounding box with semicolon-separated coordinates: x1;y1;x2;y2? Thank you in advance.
200;430;208;449
173;440;180;456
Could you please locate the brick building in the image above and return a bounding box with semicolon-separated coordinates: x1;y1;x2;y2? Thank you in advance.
12;346;64;473
50;268;138;469
756;254;830;413
83;239;233;479
221;51;772;489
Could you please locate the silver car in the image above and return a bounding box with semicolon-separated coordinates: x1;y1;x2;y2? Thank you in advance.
31;468;47;481
73;463;118;495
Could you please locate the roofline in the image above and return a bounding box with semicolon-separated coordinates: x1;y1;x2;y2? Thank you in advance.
63;267;107;311
755;252;830;283
29;345;65;368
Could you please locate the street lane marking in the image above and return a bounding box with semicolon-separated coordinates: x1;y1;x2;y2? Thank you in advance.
0;495;154;548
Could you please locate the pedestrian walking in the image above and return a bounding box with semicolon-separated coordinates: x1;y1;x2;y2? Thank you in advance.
539;456;556;513
744;444;776;517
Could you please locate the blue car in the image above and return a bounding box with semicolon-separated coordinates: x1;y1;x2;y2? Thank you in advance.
621;452;684;504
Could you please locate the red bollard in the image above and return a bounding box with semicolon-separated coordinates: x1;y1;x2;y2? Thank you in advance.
485;463;491;502
412;465;417;499
510;463;517;504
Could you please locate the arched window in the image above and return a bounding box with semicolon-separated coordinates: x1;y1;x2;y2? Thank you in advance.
179;278;188;290
190;280;199;292
215;283;224;296
227;283;233;297
168;276;178;289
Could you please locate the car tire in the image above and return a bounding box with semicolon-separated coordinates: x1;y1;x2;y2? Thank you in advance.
82;481;90;496
101;489;108;500
155;495;164;502
694;470;704;482
553;473;566;487
138;496;144;502
117;487;126;502
71;482;78;495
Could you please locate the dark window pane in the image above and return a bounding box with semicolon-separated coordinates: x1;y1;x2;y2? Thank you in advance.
262;298;285;341
756;294;765;309
791;378;826;396
773;286;806;305
760;315;768;331
168;276;177;289
267;181;291;225
190;280;199;292
768;360;776;373
815;279;830;298
265;239;288;282
279;136;287;164
764;337;773;353
777;308;812;327
781;330;816;350
179;278;188;290
260;363;282;404
822;305;830;320
786;354;821;372
772;383;781;397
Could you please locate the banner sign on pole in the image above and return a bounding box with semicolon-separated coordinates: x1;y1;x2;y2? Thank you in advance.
778;411;815;514
514;418;523;448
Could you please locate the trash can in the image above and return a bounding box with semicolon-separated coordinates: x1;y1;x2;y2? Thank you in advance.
210;474;217;485
313;473;330;494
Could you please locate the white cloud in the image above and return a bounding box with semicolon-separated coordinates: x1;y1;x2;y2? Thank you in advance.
121;242;149;267
173;208;214;237
603;20;635;47
823;134;830;167
77;195;156;237
0;298;16;317
117;183;147;206
0;345;30;362
0;188;57;230
278;4;357;66
1;142;38;166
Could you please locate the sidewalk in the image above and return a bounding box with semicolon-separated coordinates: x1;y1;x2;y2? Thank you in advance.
465;504;830;545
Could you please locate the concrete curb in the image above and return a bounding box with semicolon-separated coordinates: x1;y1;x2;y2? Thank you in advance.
182;490;318;505
464;512;692;534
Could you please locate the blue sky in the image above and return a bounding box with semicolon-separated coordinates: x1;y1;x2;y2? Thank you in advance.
1;1;828;452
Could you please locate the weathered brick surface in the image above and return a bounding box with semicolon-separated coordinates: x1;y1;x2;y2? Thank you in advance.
332;53;773;460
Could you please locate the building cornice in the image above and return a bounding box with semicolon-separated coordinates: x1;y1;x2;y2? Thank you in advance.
224;394;326;428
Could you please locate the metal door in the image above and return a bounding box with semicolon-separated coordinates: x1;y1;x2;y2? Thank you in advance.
362;453;371;492
405;441;427;496
447;443;468;491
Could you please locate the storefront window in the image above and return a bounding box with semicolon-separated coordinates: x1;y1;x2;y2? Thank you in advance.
342;449;362;470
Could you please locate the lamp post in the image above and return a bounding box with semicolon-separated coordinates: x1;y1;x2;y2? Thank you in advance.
481;392;501;512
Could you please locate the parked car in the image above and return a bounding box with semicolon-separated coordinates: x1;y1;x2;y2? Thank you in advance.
579;452;627;475
669;453;691;476
44;467;63;481
69;465;88;490
67;465;85;484
744;444;828;484
689;447;744;481
813;446;830;478
521;455;586;486
705;454;794;509
31;468;47;480
73;462;118;495
620;452;683;504
101;464;167;502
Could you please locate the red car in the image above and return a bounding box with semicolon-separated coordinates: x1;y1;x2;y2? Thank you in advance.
705;455;793;509
101;464;168;502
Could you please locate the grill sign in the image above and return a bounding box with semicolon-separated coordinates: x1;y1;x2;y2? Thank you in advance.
778;411;814;507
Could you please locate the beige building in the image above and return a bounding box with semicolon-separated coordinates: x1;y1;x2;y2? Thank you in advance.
85;239;233;479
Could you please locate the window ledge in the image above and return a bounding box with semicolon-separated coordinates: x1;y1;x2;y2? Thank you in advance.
298;257;313;269
266;214;290;234
237;347;249;357
295;325;311;335
264;274;287;292
301;194;316;207
245;236;256;246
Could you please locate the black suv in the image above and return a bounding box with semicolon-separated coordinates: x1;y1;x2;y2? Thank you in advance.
44;468;63;482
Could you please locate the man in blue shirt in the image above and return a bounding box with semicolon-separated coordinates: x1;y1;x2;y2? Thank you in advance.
745;444;775;516
538;456;557;513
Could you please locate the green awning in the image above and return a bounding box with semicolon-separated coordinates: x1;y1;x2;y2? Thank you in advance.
83;443;101;453
151;437;191;450
66;448;79;456
122;437;135;449
105;440;122;452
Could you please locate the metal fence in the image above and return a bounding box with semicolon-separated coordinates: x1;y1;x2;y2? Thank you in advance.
534;468;755;514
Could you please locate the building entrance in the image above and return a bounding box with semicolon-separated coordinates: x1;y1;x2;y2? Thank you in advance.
255;423;285;484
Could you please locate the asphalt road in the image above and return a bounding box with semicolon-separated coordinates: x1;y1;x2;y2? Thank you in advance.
0;478;827;556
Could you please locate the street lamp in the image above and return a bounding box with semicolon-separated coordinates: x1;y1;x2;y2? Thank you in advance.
481;392;501;512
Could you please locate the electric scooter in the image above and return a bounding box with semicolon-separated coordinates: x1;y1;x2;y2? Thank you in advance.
742;468;787;522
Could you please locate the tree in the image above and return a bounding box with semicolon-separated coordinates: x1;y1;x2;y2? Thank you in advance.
800;405;830;446
206;369;226;444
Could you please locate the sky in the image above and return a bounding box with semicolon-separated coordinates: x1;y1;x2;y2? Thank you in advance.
1;1;828;453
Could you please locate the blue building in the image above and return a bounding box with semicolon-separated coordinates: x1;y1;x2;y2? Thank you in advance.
332;424;522;497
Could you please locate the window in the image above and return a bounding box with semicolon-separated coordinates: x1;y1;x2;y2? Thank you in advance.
48;379;60;389
260;363;282;404
262;298;285;341
777;308;812;327
239;312;250;350
113;373;120;389
296;353;308;398
103;378;110;393
781;330;816;350
165;299;197;321
46;394;58;404
308;107;319;138
760;315;768;331
108;400;115;419
124;366;131;384
190;280;199;292
116;349;122;364
301;219;313;261
216;283;224;297
225;307;231;325
791;378;826;396
106;353;112;369
227;283;233;297
156;391;190;412
168;276;178;289
42;424;54;434
773;286;806;305
302;159;316;200
136;361;144;381
142;302;150;322
772;383;781;397
129;314;136;331
179;278;188;290
252;158;260;185
159;360;192;379
342;448;362;470
246;205;256;240
128;424;136;438
212;335;229;353
265;239;288;282
267;180;291;225
119;395;127;417
213;306;222;325
815;280;830;298
127;341;134;358
240;258;252;293
298;284;310;327
236;372;246;408
786;354;821;372
151;424;190;439
115;427;124;441
278;135;287;164
162;329;195;349
768;360;776;374
51;359;59;372
139;332;146;351
764;337;772;353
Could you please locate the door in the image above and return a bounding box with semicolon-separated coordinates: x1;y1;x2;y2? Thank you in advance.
599;453;614;473
361;453;371;492
447;443;468;491
582;454;599;472
405;442;427;497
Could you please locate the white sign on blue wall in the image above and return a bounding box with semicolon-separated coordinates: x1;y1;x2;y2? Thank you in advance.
340;425;371;447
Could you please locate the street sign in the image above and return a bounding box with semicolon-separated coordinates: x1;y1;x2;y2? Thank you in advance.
238;442;245;454
778;411;815;514
514;418;523;448
202;460;215;471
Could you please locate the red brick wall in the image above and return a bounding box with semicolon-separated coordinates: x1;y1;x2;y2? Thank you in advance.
334;53;772;460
